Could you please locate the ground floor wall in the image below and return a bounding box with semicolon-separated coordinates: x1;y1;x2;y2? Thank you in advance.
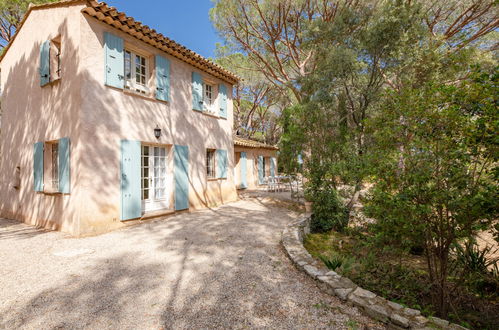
0;136;238;237
233;147;278;190
74;137;239;236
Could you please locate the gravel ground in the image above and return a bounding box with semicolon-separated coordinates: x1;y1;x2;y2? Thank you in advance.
0;195;384;329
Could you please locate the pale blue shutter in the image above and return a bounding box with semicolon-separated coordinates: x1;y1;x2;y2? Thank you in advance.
155;55;170;101
258;156;264;184
34;142;44;191
240;152;247;189
217;149;228;179
174;145;189;210
218;84;227;118
39;40;50;86
104;32;124;89
58;137;70;193
120;140;141;220
192;72;203;111
270;157;276;177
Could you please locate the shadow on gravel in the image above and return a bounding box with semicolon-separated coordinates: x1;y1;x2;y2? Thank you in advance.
0;253;164;329
0;218;52;241
0;200;368;328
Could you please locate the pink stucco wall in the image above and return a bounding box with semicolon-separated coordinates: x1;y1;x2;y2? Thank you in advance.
233;147;278;189
0;3;237;236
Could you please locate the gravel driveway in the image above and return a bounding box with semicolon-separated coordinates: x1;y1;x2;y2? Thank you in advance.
0;195;383;329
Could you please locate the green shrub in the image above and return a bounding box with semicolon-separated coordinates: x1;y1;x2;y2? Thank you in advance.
319;255;343;270
310;188;349;233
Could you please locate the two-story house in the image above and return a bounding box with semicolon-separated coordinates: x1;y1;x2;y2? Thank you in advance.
0;0;240;236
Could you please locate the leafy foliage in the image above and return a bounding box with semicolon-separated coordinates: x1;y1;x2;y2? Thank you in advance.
0;0;58;48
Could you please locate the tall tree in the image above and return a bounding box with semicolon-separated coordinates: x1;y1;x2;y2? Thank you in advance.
210;0;372;102
0;0;57;48
215;46;288;144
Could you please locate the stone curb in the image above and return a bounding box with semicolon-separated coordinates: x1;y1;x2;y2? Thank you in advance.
281;214;468;330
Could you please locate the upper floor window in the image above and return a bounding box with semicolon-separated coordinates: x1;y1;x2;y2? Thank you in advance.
51;38;61;80
124;50;149;94
203;82;215;114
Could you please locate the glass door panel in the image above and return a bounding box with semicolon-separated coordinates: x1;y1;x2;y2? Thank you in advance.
141;145;169;212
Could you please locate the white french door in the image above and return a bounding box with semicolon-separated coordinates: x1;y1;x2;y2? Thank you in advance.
141;145;169;212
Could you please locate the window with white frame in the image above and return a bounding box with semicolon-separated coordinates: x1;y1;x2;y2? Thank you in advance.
124;50;149;94
206;149;216;179
203;82;215;114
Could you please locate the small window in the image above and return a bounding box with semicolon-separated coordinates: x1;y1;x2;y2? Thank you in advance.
206;149;216;179
12;166;20;189
51;37;61;81
203;83;215;114
124;50;149;94
51;142;59;190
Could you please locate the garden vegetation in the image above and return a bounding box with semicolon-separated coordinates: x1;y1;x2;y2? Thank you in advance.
212;0;498;327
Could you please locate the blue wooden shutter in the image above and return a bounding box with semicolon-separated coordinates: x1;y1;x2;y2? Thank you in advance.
34;142;44;191
217;149;228;179
240;152;247;189
58;137;70;193
218;84;227;118
258;156;264;184
39;40;50;86
192;72;203;111
120;140;141;220
155;55;170;101
174;145;189;210
104;32;124;89
270;157;276;177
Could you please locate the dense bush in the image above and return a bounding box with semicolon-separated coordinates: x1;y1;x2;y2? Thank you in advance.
309;187;349;233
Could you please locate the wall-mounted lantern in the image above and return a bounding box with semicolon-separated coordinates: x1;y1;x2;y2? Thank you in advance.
154;126;161;139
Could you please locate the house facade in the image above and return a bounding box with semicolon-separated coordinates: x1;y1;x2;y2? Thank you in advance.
0;0;239;236
233;137;278;189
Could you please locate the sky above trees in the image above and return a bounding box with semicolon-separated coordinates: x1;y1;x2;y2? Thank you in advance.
105;0;223;58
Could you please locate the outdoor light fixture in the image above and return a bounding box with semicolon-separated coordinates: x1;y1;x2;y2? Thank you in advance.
154;126;161;139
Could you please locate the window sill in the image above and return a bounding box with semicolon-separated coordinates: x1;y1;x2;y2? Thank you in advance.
194;109;221;119
105;85;168;104
123;88;154;100
207;177;227;181
39;190;63;195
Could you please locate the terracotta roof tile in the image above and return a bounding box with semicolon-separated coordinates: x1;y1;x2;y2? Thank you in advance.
234;136;278;150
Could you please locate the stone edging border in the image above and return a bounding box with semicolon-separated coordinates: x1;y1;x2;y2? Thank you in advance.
281;214;467;330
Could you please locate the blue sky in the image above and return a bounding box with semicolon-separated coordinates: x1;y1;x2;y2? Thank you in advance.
105;0;223;59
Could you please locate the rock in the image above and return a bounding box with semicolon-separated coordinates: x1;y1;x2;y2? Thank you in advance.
410;315;429;328
429;316;449;328
390;313;410;328
364;304;390;323
334;288;353;301
387;300;404;311
403;307;421;317
303;264;323;278
352;287;377;299
448;324;468;330
348;294;370;309
325;270;338;276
